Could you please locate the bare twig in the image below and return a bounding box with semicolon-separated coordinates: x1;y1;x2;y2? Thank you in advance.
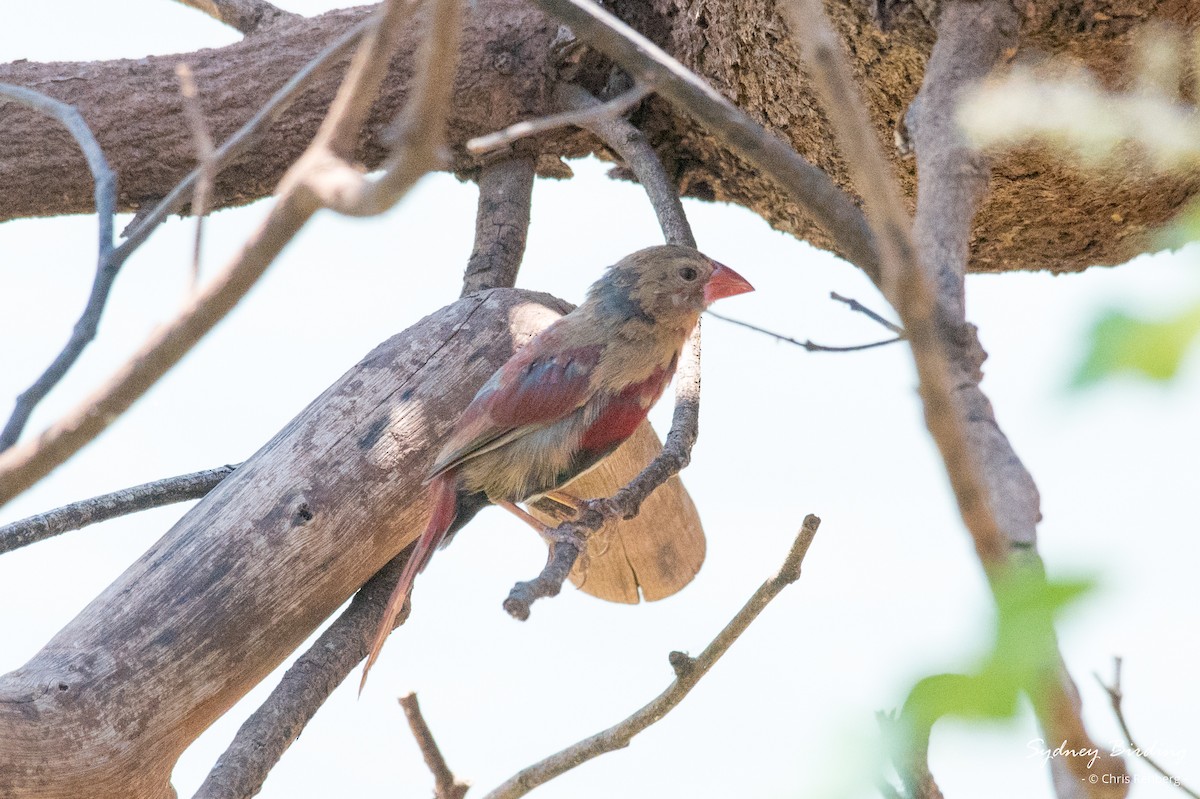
527;0;879;280
0;0;459;508
460;154;537;295
0;84;116;453
466;83;652;154
171;0;298;34
830;291;904;335
191;551;414;799
399;694;471;799
1095;659;1199;799
0;464;237;555
175;63;217;287
486;515;820;799
503;84;698;619
704;310;902;352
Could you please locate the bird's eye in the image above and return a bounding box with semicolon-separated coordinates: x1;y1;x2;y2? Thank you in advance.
678;266;698;281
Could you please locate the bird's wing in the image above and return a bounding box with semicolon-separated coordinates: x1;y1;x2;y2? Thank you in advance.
428;330;603;478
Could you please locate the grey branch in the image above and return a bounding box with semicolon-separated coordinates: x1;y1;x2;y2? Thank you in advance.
0;464;238;556
399;694;471;799
829;292;905;335
466;83;652;154
0;83;116;453
503;85;698;619
461;154;537;295
171;0;298;35
704;310;903;353
486;515;820;799
1095;658;1199;799
191;552;415;799
528;0;879;280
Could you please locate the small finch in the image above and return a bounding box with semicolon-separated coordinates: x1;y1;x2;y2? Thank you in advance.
360;245;753;689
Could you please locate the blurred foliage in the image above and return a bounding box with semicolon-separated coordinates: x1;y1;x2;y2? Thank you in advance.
1071;302;1200;388
888;569;1095;777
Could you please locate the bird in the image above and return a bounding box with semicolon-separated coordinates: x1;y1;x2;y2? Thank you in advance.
359;244;753;690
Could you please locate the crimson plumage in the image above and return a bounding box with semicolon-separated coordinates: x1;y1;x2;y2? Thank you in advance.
360;245;753;689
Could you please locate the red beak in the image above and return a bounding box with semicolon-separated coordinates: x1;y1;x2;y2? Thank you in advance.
703;262;755;305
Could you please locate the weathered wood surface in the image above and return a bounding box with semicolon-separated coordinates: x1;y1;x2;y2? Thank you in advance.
0;288;705;798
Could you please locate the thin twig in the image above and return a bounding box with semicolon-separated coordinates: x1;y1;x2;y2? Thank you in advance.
399;694;471;799
172;0;298;35
0;464;238;555
0;0;457;508
485;515;820;799
176;63;217;288
830;292;904;335
115;17;370;260
705;310;903;353
191;551;414;799
466;83;652;154
1095;658;1199;799
527;0;879;280
460;154;537;295
0;84;116;453
503;83;698;619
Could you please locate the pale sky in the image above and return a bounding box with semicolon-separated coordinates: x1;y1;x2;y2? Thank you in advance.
1;4;1198;798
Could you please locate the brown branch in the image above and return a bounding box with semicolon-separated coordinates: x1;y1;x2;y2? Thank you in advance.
486;515;820;799
460;154;537;295
0;464;237;555
783;0;1126;794
503;85;699;619
175;63;217;287
171;0;298;34
527;0;878;280
399;694;471;799
465;83;652;154
704;310;903;353
0;0;460;508
1095;659;1199;799
0;83;116;452
191;552;415;799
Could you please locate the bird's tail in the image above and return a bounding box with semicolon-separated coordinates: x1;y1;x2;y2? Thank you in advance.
359;471;459;694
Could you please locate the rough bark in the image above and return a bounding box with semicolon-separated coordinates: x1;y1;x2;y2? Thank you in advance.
0;289;573;799
1;0;1196;273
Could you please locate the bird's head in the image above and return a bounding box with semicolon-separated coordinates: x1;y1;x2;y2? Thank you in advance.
590;245;754;328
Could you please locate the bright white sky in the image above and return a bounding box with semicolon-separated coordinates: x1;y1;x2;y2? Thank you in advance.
1;3;1198;798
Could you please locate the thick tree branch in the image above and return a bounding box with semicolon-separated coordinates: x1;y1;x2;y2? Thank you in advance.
527;0;878;279
399;693;471;799
461;154;537;295
0;84;116;452
172;0;298;34
0;464;237;555
486;515;820;799
191;552;415;799
503;82;699;619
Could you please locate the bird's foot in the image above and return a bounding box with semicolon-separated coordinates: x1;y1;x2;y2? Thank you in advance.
544;525;589;553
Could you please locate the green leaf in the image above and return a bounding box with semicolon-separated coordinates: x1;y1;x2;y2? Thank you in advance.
1070;303;1200;388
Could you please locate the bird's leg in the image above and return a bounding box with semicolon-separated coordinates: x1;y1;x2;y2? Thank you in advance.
543;490;589;515
497;499;589;553
496;499;550;533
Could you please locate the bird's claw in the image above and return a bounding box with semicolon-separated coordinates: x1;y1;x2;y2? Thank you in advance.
546;525;589;553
